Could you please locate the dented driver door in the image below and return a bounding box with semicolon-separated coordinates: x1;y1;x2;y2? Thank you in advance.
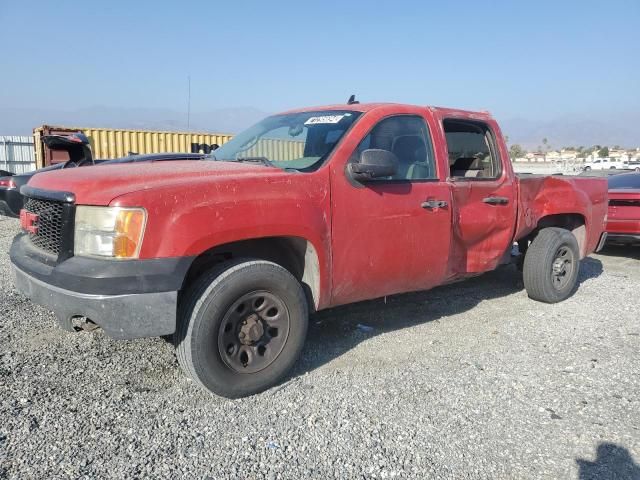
329;112;453;306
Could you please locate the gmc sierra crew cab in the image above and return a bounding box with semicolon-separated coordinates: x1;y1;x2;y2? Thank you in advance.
11;102;608;398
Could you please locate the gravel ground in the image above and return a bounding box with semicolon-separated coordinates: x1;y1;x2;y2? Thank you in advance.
1;217;639;479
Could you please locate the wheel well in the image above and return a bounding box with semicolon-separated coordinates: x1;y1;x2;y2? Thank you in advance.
527;214;587;257
182;237;321;310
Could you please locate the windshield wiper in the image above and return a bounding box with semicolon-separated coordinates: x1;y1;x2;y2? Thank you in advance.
235;156;276;167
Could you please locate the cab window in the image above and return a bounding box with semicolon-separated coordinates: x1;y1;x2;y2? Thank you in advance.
350;115;436;180
444;119;501;179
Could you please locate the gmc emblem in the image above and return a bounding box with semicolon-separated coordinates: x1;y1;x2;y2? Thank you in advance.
19;209;39;234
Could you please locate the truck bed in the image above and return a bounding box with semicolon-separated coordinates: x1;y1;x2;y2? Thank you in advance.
514;174;608;256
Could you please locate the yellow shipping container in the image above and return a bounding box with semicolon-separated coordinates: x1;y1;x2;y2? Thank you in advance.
33;125;306;168
33;125;233;168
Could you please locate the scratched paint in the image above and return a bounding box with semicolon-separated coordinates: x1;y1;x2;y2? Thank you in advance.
26;103;608;311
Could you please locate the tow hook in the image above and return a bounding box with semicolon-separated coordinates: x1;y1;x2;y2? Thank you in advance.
71;317;100;332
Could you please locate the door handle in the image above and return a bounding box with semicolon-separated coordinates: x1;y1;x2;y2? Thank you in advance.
482;196;509;205
421;199;448;209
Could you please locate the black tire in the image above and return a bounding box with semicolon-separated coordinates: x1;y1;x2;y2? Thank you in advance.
175;259;308;398
0;202;13;217
523;227;580;303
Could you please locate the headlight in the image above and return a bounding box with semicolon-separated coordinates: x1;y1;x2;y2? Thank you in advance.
74;206;147;259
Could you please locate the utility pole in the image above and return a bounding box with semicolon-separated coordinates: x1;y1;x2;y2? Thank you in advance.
187;75;191;130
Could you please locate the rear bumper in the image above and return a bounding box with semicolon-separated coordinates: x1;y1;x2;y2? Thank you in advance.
10;233;195;339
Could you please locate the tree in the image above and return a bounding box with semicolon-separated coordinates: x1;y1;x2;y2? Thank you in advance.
509;144;526;160
542;138;549;150
598;146;609;158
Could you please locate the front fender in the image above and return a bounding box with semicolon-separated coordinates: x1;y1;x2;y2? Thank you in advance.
110;171;333;306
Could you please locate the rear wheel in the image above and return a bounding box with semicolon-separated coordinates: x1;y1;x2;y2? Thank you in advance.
175;259;308;398
523;227;580;303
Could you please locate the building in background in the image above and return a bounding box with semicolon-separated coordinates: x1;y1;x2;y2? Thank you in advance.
0;136;36;174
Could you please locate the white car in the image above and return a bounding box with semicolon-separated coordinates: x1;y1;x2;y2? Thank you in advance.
583;158;627;171
627;159;640;172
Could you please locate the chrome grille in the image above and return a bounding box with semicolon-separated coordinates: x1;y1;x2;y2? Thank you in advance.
24;197;64;255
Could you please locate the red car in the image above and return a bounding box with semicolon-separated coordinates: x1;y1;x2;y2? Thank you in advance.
606;172;640;244
10;102;608;397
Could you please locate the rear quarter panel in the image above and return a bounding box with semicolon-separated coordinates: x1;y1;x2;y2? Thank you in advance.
515;175;608;256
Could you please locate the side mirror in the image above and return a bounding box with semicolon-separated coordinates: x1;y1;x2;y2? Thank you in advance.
348;149;398;182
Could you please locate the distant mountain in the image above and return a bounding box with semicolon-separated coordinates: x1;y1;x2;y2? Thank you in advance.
500;112;640;150
1;106;638;149
0;106;270;136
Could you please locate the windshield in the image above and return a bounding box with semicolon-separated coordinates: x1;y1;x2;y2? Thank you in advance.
608;173;640;189
211;110;362;171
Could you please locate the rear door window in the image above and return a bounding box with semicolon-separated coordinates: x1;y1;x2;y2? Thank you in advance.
443;119;501;179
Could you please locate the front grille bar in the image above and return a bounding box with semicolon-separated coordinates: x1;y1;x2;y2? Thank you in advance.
20;185;76;261
20;185;75;203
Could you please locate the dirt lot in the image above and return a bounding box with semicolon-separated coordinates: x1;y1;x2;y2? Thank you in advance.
1;217;639;479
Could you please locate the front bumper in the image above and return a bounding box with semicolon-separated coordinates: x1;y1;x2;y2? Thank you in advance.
13;266;177;339
11;233;194;339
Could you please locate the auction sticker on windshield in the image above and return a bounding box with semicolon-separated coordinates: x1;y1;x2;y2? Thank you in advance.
304;115;345;125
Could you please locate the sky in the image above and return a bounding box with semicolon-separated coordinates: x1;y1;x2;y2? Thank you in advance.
1;0;639;125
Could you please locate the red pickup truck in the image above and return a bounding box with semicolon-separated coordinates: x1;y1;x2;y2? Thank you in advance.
11;103;608;397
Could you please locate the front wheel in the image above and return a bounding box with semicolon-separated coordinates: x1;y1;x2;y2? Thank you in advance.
175;259;308;398
523;227;580;303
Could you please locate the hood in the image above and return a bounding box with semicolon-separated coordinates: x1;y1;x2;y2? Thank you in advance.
26;160;288;205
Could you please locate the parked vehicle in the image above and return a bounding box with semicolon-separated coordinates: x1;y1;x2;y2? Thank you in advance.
10;102;608;398
0;132;207;217
0;164;65;217
627;159;640;172
583;158;627;171
606;172;640;244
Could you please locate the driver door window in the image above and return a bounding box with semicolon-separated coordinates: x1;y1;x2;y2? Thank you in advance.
351;115;436;180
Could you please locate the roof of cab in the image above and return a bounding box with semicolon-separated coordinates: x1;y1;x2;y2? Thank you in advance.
279;102;494;120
